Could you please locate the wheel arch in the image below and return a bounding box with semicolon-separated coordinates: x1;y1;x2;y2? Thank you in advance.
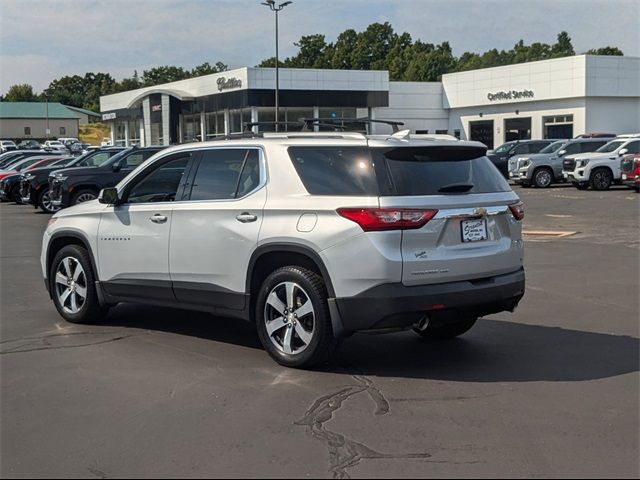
46;231;99;295
246;244;336;300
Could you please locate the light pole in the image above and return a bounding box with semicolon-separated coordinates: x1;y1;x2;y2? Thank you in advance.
261;0;292;132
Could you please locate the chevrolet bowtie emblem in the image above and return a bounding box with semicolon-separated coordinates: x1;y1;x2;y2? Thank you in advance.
475;207;487;216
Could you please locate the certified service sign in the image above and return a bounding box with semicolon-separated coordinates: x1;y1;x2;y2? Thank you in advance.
487;89;534;101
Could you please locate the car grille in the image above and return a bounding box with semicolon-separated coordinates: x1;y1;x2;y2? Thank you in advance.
563;159;576;172
621;157;636;174
19;177;30;201
49;178;63;202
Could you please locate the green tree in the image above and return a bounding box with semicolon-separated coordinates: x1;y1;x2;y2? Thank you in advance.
191;61;228;77
551;31;575;58
285;34;331;68
330;29;358;69
141;66;190;86
3;84;38;102
83;72;118;112
43;75;85;107
586;46;624;56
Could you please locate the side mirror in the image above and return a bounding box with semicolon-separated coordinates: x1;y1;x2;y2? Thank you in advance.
99;187;120;205
558;150;567;156
112;160;122;172
618;148;629;156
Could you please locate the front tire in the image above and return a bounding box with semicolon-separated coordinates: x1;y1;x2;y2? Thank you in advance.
38;188;61;214
50;245;108;324
532;167;553;188
589;169;612;191
72;189;98;205
256;266;337;369
413;317;477;340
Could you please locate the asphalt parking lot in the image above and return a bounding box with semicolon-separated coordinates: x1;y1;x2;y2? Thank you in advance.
1;185;638;478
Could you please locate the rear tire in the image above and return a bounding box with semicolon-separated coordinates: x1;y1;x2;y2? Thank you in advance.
256;266;337;369
413;317;477;340
50;245;108;324
589;169;612;191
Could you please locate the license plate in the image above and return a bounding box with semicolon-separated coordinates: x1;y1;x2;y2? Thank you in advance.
461;218;487;243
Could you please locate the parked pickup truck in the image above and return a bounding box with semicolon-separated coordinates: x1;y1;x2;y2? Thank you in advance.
562;135;640;190
509;138;609;188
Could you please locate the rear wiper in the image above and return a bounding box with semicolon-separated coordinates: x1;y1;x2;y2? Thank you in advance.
438;183;474;193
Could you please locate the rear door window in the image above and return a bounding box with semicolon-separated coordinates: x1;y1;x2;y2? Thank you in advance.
563;142;582;155
378;146;510;196
581;141;606;152
188;149;261;200
288;147;379;195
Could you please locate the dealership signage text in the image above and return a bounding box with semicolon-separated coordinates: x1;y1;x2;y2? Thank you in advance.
487;89;534;101
217;77;243;92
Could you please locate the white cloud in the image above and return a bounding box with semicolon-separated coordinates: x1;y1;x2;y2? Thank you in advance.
1;0;638;94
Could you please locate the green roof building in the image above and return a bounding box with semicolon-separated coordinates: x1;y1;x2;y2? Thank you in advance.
0;102;80;140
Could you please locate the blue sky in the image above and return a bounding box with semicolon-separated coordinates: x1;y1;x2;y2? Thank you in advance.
1;0;639;93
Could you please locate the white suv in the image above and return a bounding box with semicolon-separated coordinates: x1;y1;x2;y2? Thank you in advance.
41;131;526;368
562;134;640;190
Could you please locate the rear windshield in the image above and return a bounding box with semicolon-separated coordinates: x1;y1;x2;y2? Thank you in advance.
288;147;379;195
288;145;509;196
378;146;511;195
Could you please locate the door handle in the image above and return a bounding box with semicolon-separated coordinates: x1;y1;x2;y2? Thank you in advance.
150;214;168;224
236;212;258;223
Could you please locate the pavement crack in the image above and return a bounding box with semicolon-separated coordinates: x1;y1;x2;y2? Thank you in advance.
0;331;149;355
295;373;429;479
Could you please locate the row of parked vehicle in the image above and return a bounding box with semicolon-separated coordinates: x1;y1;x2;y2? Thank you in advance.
4;119;638;368
0;138;93;156
487;133;640;191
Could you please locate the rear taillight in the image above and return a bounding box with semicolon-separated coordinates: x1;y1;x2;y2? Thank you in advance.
337;208;438;232
509;202;525;221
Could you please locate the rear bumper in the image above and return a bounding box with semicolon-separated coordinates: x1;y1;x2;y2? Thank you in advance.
330;268;525;336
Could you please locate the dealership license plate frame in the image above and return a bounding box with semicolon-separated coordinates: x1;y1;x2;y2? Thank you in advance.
461;217;488;243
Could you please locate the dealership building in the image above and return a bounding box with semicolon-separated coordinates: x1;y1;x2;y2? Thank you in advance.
100;54;639;149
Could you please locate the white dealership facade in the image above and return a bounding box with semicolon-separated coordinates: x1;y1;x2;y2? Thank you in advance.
101;55;640;149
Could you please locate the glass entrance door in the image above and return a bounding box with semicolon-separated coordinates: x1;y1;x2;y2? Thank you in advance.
504;117;532;142
469;120;494;149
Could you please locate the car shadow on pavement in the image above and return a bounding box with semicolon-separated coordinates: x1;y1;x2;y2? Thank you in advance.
103;303;263;350
331;318;639;383
103;305;638;383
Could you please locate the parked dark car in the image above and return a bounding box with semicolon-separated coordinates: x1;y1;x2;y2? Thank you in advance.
0;150;48;170
621;154;640;192
0;157;68;203
20;147;126;213
49;146;165;209
488;140;559;178
17;140;42;150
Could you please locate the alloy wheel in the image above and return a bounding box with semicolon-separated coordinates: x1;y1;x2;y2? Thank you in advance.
75;192;97;204
54;257;87;314
264;281;315;355
42;190;60;213
593;171;610;190
535;169;552;188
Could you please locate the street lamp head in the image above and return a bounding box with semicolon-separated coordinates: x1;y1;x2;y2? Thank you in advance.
280;1;292;6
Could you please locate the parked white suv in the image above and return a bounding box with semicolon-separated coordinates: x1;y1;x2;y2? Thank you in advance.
562;134;640;190
41;130;526;368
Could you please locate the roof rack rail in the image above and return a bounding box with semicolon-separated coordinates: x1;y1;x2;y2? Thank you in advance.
243;121;348;132
298;117;405;133
210;132;264;141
